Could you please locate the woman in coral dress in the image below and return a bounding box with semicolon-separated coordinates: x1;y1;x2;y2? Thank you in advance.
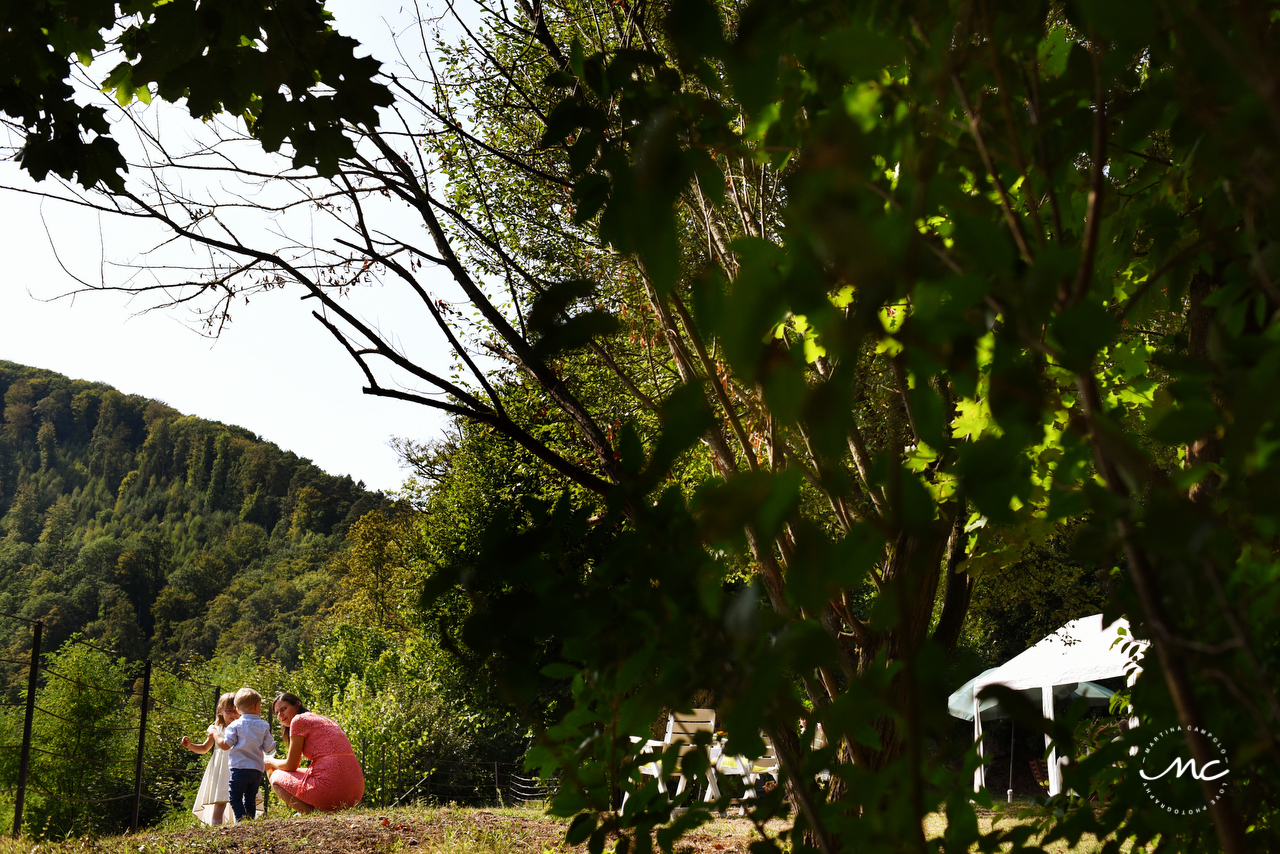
265;692;364;813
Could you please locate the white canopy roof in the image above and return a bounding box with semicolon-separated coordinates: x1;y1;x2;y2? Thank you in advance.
948;671;1115;722
973;613;1146;693
950;614;1147;797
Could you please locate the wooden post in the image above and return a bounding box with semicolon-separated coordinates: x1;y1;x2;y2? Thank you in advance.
12;621;42;838
131;659;152;833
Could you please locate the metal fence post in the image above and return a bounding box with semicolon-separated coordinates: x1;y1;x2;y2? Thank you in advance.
495;761;502;807
12;620;42;839
262;692;273;818
131;659;152;833
380;743;386;808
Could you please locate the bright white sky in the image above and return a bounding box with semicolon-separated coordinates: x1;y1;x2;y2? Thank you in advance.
0;1;463;494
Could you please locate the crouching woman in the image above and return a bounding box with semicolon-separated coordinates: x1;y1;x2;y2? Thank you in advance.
265;692;365;813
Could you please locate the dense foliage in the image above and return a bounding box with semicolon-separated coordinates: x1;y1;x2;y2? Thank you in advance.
0;0;390;190
501;2;1280;852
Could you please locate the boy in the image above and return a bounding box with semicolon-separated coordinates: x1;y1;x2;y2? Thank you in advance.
212;687;276;820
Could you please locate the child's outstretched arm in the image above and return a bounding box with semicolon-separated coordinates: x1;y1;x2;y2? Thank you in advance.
211;727;232;751
179;733;215;754
265;733;306;773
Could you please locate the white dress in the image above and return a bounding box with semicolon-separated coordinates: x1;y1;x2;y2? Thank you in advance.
191;724;269;824
192;724;233;825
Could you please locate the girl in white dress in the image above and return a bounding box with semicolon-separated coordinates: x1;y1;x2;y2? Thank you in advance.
181;693;238;825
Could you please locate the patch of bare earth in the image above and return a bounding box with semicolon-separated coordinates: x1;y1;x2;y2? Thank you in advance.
672;816;789;854
0;808;788;854
152;809;567;853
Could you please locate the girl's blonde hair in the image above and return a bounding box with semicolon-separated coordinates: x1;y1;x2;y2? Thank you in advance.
213;692;237;728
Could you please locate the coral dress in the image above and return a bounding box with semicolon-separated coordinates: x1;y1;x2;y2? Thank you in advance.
270;713;364;811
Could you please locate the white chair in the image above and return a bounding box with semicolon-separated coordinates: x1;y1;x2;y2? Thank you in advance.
713;735;776;814
810;723;832;782
667;709;721;800
737;725;830;801
623;709;722;811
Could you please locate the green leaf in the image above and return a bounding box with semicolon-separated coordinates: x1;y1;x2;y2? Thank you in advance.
907;380;947;451
539;663;580;680
543;70;576;88
644;382;715;484
572;174;611;223
528;279;619;356
955;435;1032;525
952;397;995;441
816;23;905;81
1052;300;1118;372
664;0;725;68
1108;337;1154;380
541;100;606;148
1148;401;1220;446
1067;0;1158;54
691;470;801;548
1037;26;1074;78
952;211;1014;281
566;813;597;846
709;238;790;378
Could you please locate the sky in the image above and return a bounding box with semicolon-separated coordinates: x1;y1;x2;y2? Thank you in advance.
0;2;459;494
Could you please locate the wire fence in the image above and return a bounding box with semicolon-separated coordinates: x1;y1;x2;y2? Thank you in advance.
0;615;555;839
0;616;219;838
373;756;556;809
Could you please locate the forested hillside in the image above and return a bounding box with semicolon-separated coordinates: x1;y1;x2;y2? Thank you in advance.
0;361;386;665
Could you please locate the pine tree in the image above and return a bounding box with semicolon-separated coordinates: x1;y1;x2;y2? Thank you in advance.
37;421;58;471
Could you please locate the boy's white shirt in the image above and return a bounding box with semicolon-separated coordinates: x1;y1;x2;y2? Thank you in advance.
223;713;276;770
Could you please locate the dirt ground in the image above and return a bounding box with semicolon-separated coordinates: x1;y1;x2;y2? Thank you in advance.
0;803;1121;854
149;808;563;853
129;807;783;854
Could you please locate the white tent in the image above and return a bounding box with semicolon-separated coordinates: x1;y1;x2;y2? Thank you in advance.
951;614;1147;796
948;669;1115;722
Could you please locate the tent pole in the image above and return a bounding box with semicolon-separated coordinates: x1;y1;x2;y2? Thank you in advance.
1008;723;1015;803
973;695;984;793
1042;686;1060;796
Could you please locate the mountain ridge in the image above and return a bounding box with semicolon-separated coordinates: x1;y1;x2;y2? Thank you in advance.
0;359;388;665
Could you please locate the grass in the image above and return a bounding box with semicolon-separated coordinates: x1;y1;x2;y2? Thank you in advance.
921;798;1151;854
0;803;577;854
0;801;1149;854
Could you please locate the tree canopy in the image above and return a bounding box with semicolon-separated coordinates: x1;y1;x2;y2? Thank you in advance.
0;0;390;189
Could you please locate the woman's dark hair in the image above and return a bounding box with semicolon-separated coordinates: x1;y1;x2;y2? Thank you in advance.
273;692;310;748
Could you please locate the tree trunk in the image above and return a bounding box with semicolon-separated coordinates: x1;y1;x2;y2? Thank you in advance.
931;503;971;655
1185;270;1221;503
